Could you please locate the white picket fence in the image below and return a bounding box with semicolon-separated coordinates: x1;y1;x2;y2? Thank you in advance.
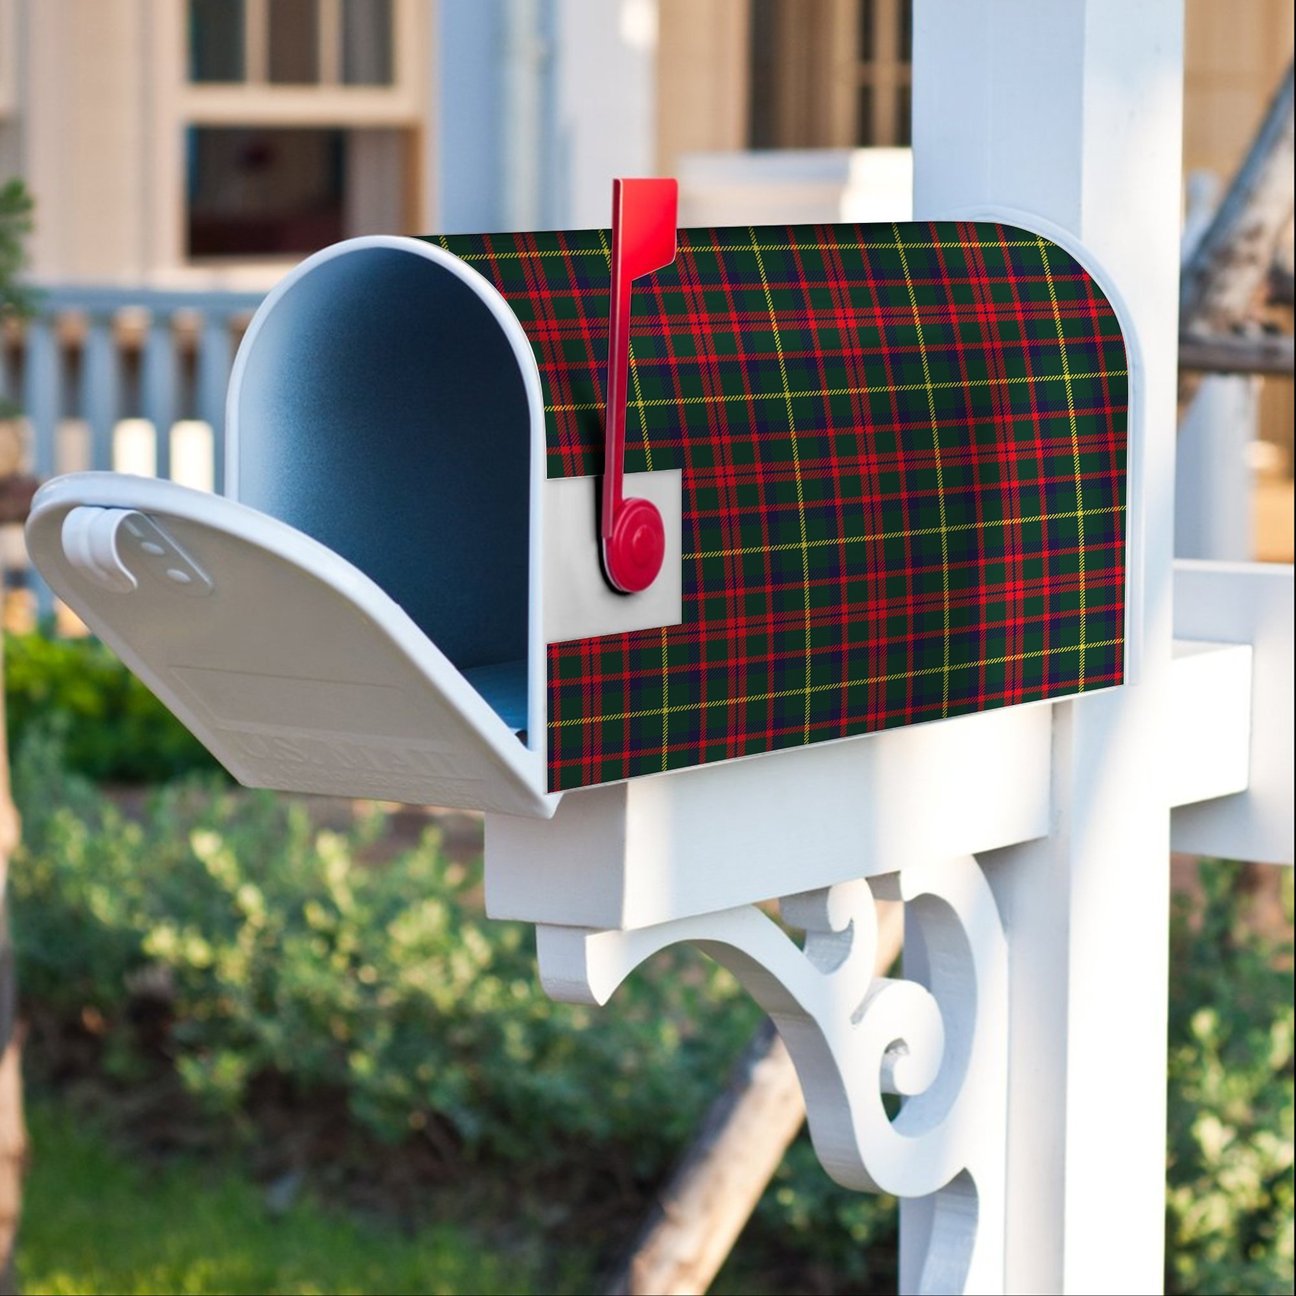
1;285;264;615
2;277;1267;619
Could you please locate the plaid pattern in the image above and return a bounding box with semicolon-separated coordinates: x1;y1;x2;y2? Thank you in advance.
430;223;1128;793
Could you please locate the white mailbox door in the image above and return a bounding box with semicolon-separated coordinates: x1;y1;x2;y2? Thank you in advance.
26;473;555;819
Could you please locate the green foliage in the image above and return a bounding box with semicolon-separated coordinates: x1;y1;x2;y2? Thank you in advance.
19;1101;546;1295
0;177;34;315
1166;862;1294;1296
0;176;35;418
10;728;759;1171
10;726;1293;1292
4;631;221;783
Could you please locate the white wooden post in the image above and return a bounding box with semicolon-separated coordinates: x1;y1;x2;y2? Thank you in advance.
911;3;1183;1290
1175;376;1258;561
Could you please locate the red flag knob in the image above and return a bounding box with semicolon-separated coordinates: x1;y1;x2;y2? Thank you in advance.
604;495;666;594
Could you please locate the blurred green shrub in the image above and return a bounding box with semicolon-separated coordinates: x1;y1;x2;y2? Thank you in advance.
4;631;221;783
10;726;758;1171
8;720;1292;1293
0;178;36;422
1166;861;1294;1296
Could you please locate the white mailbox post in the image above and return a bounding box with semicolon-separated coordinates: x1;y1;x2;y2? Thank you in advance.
510;5;1294;1292
22;3;1294;1294
507;7;1289;1291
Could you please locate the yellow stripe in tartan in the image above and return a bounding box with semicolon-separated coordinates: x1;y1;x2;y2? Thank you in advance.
750;226;813;742
544;368;1127;415
548;638;1125;729
447;239;1045;262
696;240;1045;254
1037;238;1087;689
660;626;669;772
449;249;587;261
683;504;1123;561
892;223;952;717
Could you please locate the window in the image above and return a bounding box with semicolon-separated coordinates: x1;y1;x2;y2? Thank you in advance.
856;0;911;146
187;0;395;87
342;0;394;85
165;0;423;266
187;127;344;256
185;125;411;258
190;0;247;82
748;0;912;148
269;0;320;84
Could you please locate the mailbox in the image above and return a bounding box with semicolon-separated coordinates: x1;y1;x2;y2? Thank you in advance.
27;193;1130;818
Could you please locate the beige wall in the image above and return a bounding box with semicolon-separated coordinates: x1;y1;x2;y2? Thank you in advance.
1183;0;1294;178
3;0;429;288
1184;0;1294;523
0;0;19;177
656;0;750;176
22;0;154;283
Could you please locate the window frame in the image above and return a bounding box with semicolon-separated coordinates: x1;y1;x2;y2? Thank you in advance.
151;0;426;279
748;0;913;149
182;0;421;123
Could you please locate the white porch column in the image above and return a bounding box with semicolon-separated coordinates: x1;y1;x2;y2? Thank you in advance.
911;4;1184;1293
1175;376;1259;561
550;0;658;227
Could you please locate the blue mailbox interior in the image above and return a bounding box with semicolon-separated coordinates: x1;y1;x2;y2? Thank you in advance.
232;244;533;733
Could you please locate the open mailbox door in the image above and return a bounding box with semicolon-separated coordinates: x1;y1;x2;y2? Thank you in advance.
29;235;555;817
27;474;554;817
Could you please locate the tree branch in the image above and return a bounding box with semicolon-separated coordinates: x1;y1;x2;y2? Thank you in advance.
1179;63;1294;406
606;903;905;1296
1179;331;1295;377
1180;62;1294;334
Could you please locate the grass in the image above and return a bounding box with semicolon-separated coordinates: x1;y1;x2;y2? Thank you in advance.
17;1101;548;1296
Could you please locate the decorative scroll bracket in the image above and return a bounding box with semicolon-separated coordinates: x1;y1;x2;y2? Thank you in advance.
535;855;1008;1295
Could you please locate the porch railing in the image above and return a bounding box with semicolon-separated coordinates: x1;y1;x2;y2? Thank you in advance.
1;284;265;618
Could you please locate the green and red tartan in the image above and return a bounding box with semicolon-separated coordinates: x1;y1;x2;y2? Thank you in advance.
431;222;1128;794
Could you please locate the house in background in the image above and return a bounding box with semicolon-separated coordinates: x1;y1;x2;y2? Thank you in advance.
0;0;429;290
0;0;1289;570
5;0;1289;269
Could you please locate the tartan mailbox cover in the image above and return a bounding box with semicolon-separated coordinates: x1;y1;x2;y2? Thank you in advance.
27;217;1129;817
